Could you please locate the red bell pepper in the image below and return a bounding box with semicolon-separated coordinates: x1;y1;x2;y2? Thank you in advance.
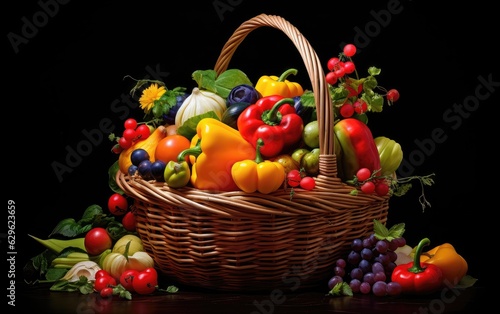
237;95;304;158
391;238;444;294
333;118;381;181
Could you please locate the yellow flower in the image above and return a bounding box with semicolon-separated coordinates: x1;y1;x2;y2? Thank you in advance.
139;83;166;113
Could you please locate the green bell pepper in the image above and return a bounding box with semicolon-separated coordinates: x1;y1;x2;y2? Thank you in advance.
164;160;190;188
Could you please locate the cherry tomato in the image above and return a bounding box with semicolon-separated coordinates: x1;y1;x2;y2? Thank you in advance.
361;181;376;194
120;269;139;292
375;181;390;196
287;169;301;187
356;168;371;182
95;269;110;279
100;287;114;298
94;275;116;292
133;270;158;295
107;193;128;216
299;176;316;190
84;227;113;256
135;124;151;141
122;211;137;232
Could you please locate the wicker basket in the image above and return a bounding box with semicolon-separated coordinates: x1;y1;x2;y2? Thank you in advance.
116;13;390;292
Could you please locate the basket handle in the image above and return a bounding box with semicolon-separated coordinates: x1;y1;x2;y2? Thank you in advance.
214;14;337;178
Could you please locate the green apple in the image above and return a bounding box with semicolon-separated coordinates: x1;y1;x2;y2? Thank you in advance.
291;148;310;166
302;148;320;176
302;120;319;149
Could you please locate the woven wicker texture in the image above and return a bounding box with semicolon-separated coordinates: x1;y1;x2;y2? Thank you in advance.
116;14;389;292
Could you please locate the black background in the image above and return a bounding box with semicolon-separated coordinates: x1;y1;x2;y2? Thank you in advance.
4;0;495;292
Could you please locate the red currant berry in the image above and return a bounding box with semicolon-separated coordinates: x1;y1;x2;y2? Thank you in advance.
124;118;138;130
339;103;354;118
343;61;355;74
343;44;357;57
325;72;338;85
334;67;346;79
353;100;368;114
387;89;400;102
327;57;341;71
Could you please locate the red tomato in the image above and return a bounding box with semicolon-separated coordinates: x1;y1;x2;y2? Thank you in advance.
121;211;137;232
94;275;116;292
120;269;139;292
84;227;112;256
133;270;158;295
142;267;158;277
95;269;110;279
100;287;114;298
154;134;191;163
107;193;128;216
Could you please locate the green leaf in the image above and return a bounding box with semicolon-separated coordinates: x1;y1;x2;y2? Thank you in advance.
367;66;381;76
365;93;384;112
108;161;123;194
45;267;68;282
50;276;93;292
373;219;405;241
327;282;353;297
152;87;187;119
300;90;316;108
48;218;81;238
177;111;219;140
455;275;477;289
214;69;253;98
192;69;217;92
363;75;378;91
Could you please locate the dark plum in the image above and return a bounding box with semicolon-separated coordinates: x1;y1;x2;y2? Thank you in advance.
131;149;150;166
150;160;166;181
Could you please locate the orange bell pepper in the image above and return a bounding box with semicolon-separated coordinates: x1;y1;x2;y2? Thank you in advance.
418;242;468;286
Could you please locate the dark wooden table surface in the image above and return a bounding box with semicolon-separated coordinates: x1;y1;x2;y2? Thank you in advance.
14;281;486;314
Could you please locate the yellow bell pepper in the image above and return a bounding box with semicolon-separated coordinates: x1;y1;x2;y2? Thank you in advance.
178;118;256;191
255;68;304;98
418;243;468;286
231;138;286;194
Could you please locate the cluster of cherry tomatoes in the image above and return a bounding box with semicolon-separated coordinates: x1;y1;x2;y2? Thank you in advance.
107;193;136;232
286;169;316;190
354;168;390;196
324;43;399;119
111;118;153;154
94;267;158;298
